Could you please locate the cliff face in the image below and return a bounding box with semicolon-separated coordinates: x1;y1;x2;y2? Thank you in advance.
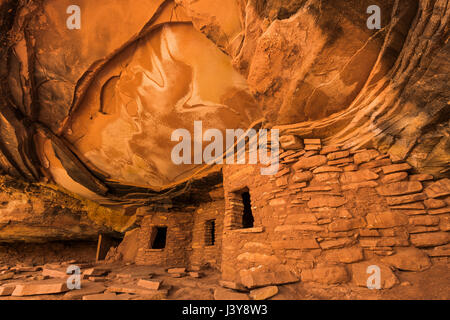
0;0;449;241
179;0;449;176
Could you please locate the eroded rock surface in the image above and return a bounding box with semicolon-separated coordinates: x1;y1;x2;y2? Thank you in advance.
0;0;448;241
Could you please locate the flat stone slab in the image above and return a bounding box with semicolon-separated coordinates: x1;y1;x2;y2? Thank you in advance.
218;280;247;291
137;279;162;290
280;135;303;150
381;172;408;184
83;268;110;276
292;171;313;182
410;232;450;248
354;150;380;164
376;181;423;196
0;286;15;296
425;179;450;198
12;281;68;296
304;139;321;145
63;283;106;300
307;195;347;208
249;286;278;300
214;288;249;300
107;284;168;298
340;169;378;184
293;155;327;170
301;265;349;285
381;163;412;174
0;272;14;280
42;268;68;279
88;277;107;282
366;212;408;229
381;247;431;272
82;292;119;300
188;272;203;278
386;193;427;205
351;262;399;289
313;166;343;173
167;268;186;274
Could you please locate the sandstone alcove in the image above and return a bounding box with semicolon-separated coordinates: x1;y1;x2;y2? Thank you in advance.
0;0;448;300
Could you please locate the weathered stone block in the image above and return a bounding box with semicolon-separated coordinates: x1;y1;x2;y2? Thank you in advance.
82;293;119;300
424;198;446;209
42;268;68;279
272;239;320;250
390;202;425;210
214;288;249;300
280;135;304;150
313;166;343;173
353;150;380;165
0;286;15;296
218;280;247;291
381;172;408;184
167;267;186;274
301;265;349;284
320;146;340;155
137;279;162;290
285;213;317;224
323;247;364;263
386;193;427;205
340;169;378;184
409;174;434;181
305;144;321;151
409;216;440;226
240;266;299;288
293;155;327;170
410;232;450;247
12;281;68;296
307;195;347;208
381;247;431;271
319;238;354;250
366;212;408;229
328;218;365;232
327;151;350;161
351;262;398;289
424;179;450;198
292;171;313;182
249;286;278;300
376;181;423;196
304;139;321;145
381;163;412;174
428;207;450;215
359;158;391;169
341;181;378;191
237;252;281;265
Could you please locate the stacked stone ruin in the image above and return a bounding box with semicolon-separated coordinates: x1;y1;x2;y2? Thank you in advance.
219;135;450;289
125;132;450;290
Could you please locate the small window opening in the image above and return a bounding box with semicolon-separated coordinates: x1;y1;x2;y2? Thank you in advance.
149;226;167;249
241;191;254;228
205;220;216;246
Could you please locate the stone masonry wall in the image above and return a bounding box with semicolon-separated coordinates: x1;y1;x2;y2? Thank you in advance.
135;212;194;267
189;200;224;270
221;136;450;289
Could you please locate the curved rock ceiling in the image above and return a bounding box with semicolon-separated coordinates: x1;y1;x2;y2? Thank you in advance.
0;0;449;211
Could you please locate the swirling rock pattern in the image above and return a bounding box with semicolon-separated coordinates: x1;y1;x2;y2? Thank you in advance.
0;0;448;240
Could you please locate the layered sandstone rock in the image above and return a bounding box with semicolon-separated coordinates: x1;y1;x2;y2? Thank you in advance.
0;0;448;244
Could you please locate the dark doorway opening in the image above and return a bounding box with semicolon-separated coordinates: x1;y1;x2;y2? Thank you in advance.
241;191;254;228
150;226;167;249
205;219;216;246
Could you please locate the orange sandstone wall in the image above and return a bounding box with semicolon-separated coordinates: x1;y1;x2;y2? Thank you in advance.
134;201;225;269
135;212;194;267
221;137;450;288
189;200;225;270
